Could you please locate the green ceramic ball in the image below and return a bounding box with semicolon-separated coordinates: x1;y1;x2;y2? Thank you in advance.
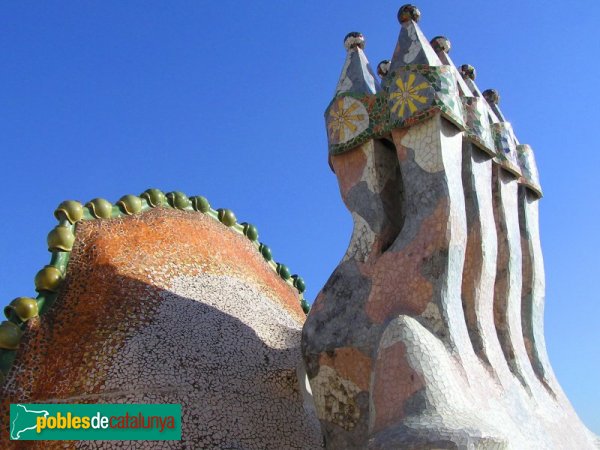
34;266;63;292
276;263;291;280
241;223;259;241
47;226;75;252
117;195;143;215
191;196;211;213
0;321;23;350
6;297;38;321
217;209;237;227
85;198;113;219
166;192;190;210
141;188;167;207
259;244;272;261
54;200;84;224
292;276;306;293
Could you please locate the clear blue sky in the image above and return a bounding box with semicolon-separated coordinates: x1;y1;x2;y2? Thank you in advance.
1;1;598;434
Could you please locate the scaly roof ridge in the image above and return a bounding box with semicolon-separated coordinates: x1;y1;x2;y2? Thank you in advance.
0;189;309;382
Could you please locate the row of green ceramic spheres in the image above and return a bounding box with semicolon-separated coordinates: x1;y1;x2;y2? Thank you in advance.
49;189;306;294
0;189;309;355
0;262;65;352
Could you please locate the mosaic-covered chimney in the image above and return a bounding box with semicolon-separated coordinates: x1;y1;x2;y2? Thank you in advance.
302;4;597;449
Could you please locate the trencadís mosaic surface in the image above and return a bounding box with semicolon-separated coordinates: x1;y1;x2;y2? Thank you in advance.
0;189;309;379
304;4;596;449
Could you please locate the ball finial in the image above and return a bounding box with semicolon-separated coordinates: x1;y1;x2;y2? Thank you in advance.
344;32;365;51
483;89;500;105
430;36;451;54
459;64;476;81
377;60;391;78
398;4;421;23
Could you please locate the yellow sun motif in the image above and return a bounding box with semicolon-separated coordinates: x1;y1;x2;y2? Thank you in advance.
327;97;368;144
389;73;430;118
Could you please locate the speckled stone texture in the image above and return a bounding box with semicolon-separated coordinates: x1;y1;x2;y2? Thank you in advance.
303;113;599;448
0;208;322;449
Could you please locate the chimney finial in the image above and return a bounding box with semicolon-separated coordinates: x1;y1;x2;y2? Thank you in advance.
483;89;500;105
377;60;391;78
430;36;451;54
398;4;421;23
344;32;365;51
460;64;477;81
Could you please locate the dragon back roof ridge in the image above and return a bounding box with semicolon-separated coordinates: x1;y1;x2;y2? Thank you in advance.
0;188;309;382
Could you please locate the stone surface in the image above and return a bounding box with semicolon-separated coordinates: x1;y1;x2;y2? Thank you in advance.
1;208;322;449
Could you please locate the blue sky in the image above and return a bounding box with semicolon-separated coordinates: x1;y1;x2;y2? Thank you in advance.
1;1;598;433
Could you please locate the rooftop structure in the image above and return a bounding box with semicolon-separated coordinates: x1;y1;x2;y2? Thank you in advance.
303;4;596;448
0;4;596;449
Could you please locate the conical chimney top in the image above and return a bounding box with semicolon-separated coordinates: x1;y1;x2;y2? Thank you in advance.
334;32;380;96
